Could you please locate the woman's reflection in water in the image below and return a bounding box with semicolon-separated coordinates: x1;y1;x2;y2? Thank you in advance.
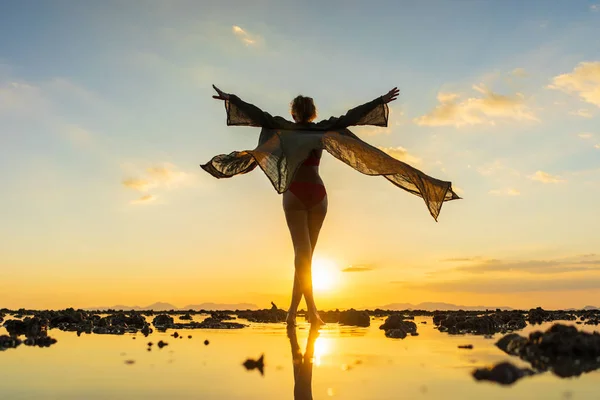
287;325;320;400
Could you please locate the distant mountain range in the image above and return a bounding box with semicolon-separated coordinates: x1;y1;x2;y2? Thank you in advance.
84;302;259;311
373;302;514;311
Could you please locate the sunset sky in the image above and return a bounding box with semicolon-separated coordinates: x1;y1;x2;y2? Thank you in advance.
1;1;599;310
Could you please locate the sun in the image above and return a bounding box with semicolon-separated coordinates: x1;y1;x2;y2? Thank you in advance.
311;257;340;292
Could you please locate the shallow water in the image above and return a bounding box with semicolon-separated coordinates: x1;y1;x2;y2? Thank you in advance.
1;316;599;399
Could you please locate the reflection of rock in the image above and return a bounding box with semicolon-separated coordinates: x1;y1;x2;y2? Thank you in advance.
179;314;192;320
243;354;265;376
379;315;417;338
339;309;370;327
434;311;526;335
0;335;22;350
495;324;600;378
472;362;535;385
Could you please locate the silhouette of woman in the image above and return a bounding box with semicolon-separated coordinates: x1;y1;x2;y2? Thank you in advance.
204;85;459;326
287;325;320;400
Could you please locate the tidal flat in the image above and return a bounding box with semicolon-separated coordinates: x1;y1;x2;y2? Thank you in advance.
1;308;600;399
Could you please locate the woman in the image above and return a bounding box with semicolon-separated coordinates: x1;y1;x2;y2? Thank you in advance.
204;85;459;326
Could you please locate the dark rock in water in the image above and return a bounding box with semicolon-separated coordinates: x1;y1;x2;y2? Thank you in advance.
23;336;57;348
495;323;600;378
313;310;340;323
434;311;526;335
188;335;192;339
141;324;152;336
179;314;193;320
157;340;168;349
528;307;576;324
152;314;174;329
243;354;265;375
204;340;209;346
173;332;179;338
237;308;286;323
339;309;370;327
472;362;535;385
124;359;135;365
4;317;47;338
380;315;417;332
147;342;153;347
458;344;474;349
421;321;427;324
0;335;22;350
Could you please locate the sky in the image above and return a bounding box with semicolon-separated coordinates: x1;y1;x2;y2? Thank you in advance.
1;0;599;310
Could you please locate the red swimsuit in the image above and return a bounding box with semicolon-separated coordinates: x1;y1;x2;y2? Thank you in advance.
288;151;326;209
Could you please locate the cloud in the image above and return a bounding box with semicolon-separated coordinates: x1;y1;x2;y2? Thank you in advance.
511;68;528;77
596;144;600;149
414;84;537;127
342;265;374;272
441;257;483;262
477;160;520;177
122;178;157;192
395;275;600;293
232;25;260;46
578;132;594;139
549;62;600;107
378;146;421;164
591;4;599;12
122;163;193;204
569;109;593;118
452;258;600;275
489;188;520;196
529;170;565;183
131;194;156;205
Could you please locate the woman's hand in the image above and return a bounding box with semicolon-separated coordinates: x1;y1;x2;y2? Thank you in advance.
212;84;230;101
382;87;400;104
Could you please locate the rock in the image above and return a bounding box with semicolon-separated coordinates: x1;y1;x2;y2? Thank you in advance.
179;314;193;320
495;323;600;377
339;309;370;327
472;362;535;385
434;311;526;335
157;340;168;349
173;332;179;338
4;317;47;337
152;314;174;329
204;340;209;346
528;307;576;324
237;309;285;323
380;315;417;332
458;344;474;349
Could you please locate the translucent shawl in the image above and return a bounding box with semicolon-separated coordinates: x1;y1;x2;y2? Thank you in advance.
201;95;460;221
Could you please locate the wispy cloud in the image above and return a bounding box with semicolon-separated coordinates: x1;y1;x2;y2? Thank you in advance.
596;144;600;149
549;61;600;108
453;257;600;275
378;146;421;164
441;257;483;262
477;160;520;177
511;68;528;77
529;170;565;183
131;194;157;205
232;25;261;46
569;109;593;118
414;84;537;127
489;188;520;196
591;4;599;12
342;265;374;272
578;132;594;139
122;163;193;204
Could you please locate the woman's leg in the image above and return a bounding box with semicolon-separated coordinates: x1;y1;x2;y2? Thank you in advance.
304;197;327;323
283;193;312;323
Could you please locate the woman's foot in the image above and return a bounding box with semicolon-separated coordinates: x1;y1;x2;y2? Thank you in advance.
307;311;325;327
286;311;297;326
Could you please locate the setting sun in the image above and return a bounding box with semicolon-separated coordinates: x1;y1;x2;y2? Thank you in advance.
311;257;341;292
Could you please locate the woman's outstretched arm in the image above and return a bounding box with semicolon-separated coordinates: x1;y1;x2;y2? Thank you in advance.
316;87;399;129
212;84;292;129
